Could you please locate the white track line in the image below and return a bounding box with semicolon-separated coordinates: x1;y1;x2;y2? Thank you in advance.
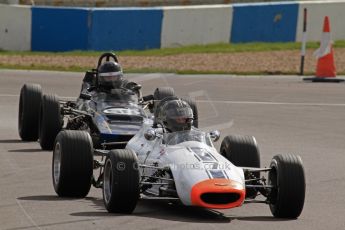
1;94;344;107
197;100;345;107
0;94;76;100
0;94;19;97
16;199;42;230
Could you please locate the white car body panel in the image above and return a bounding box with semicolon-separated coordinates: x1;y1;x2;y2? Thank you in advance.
127;123;246;207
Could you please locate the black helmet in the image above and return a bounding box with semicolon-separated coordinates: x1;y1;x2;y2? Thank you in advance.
159;99;193;132
97;61;123;89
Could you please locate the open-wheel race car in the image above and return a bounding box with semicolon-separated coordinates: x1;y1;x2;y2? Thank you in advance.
51;96;305;219
18;52;198;152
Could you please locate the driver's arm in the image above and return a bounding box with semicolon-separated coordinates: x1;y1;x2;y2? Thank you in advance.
122;80;142;97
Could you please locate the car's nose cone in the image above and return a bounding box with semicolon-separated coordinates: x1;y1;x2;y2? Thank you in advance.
191;178;245;209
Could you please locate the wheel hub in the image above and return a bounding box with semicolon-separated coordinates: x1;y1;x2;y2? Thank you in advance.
53;143;61;186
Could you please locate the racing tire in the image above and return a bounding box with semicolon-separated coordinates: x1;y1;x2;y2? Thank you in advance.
152;87;175;113
268;154;305;219
18;84;42;141
103;149;139;214
183;97;199;128
39;94;62;150
52;130;93;197
220;135;260;198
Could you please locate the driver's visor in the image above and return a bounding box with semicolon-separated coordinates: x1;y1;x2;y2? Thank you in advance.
98;71;123;77
166;107;193;119
175;117;193;124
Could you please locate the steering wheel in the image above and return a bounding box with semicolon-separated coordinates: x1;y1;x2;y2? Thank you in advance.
97;52;119;69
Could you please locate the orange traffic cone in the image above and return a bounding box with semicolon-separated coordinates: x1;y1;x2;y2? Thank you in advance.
304;16;344;82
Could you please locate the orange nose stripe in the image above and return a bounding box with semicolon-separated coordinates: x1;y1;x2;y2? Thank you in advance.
191;178;245;209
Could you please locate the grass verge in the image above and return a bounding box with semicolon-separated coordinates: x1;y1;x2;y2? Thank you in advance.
0;63;324;75
1;41;345;74
2;41;345;57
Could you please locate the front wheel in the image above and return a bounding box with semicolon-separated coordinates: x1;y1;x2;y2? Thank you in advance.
220;135;260;198
103;149;139;213
268;154;305;218
52;130;93;197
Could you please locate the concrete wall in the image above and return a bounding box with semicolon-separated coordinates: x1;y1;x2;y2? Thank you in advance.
2;1;345;51
0;5;31;51
231;2;299;43
14;0;305;7
161;5;232;47
31;7;90;51
296;0;345;42
89;8;163;51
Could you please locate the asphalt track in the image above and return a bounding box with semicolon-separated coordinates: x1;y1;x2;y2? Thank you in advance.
0;69;345;230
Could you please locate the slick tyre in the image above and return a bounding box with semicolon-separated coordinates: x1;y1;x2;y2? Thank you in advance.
153;87;175;101
52;131;93;197
183;97;199;128
268;154;305;219
103;149;139;214
220;135;260;198
152;87;175;113
39;94;62;150
18;84;42;141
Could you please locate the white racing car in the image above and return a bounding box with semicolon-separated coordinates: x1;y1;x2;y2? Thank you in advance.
52;97;305;218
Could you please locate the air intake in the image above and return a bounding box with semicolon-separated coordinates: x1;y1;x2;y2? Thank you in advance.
200;192;240;205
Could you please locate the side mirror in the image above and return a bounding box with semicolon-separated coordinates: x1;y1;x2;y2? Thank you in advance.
132;84;142;91
79;93;92;100
209;130;220;142
144;128;157;141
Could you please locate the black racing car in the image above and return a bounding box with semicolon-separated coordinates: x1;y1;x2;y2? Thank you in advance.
18;53;198;151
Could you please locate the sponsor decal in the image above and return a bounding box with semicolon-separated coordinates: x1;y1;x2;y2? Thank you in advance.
208;169;226;179
191;147;217;162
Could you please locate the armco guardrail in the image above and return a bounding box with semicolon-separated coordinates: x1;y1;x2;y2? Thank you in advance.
1;1;345;51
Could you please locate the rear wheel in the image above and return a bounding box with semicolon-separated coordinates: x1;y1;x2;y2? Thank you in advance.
52;130;93;197
103;149;139;213
153;87;175;101
152;87;175;113
268;154;305;218
18;84;42;141
220;135;260;198
39;94;62;150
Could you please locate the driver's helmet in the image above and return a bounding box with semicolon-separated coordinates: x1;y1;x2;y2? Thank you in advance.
97;61;123;89
159;99;193;132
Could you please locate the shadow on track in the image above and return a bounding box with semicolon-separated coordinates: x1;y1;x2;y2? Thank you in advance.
8;149;44;153
18;195;78;201
1;138;45;153
19;195;231;223
71;199;232;223
0;139;23;144
18;196;293;223
70;198;295;223
235;216;293;222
